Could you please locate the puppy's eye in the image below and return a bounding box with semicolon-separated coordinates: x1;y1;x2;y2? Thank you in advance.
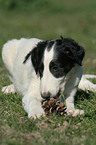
52;66;59;72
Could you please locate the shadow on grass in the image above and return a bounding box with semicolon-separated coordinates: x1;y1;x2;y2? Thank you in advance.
75;89;95;102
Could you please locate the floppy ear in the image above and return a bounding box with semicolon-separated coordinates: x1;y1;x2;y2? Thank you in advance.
74;45;85;66
62;38;85;66
31;41;47;74
23;41;47;74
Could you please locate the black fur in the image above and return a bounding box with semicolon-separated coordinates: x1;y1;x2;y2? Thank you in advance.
49;37;85;78
55;37;85;66
23;37;85;79
31;41;47;76
23;51;32;64
23;41;48;77
47;40;55;51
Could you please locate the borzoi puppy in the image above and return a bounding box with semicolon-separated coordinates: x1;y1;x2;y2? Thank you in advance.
2;37;96;118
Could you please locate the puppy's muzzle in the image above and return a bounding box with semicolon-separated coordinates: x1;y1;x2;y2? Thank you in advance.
41;91;60;100
41;92;51;100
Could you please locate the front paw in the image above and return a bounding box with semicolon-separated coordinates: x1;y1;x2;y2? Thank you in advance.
2;84;16;94
28;107;45;119
67;109;84;117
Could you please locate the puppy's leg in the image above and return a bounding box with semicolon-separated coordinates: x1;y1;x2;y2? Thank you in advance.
64;66;84;117
79;75;96;92
65;87;84;117
2;84;16;94
23;96;45;119
22;94;45;119
22;79;45;119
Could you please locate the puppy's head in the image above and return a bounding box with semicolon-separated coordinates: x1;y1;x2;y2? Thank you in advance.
24;37;85;99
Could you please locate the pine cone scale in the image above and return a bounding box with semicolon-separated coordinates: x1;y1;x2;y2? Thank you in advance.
42;98;67;116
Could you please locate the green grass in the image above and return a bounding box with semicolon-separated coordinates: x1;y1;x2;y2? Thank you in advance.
0;0;96;144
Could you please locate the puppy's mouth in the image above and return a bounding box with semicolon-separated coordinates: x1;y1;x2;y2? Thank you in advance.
41;90;61;101
51;91;61;100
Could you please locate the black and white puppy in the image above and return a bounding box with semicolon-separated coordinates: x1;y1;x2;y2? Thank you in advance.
1;37;88;118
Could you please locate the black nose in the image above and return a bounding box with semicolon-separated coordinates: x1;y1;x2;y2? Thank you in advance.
41;92;51;99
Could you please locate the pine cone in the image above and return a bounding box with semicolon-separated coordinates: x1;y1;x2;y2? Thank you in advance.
42;98;67;116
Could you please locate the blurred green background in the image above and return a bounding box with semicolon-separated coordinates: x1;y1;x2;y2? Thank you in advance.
0;0;96;74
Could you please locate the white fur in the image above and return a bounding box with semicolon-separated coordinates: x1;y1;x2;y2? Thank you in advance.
79;75;96;92
40;44;65;97
2;38;96;118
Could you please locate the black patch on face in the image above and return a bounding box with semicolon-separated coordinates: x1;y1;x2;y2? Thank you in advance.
49;59;74;78
49;37;85;78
